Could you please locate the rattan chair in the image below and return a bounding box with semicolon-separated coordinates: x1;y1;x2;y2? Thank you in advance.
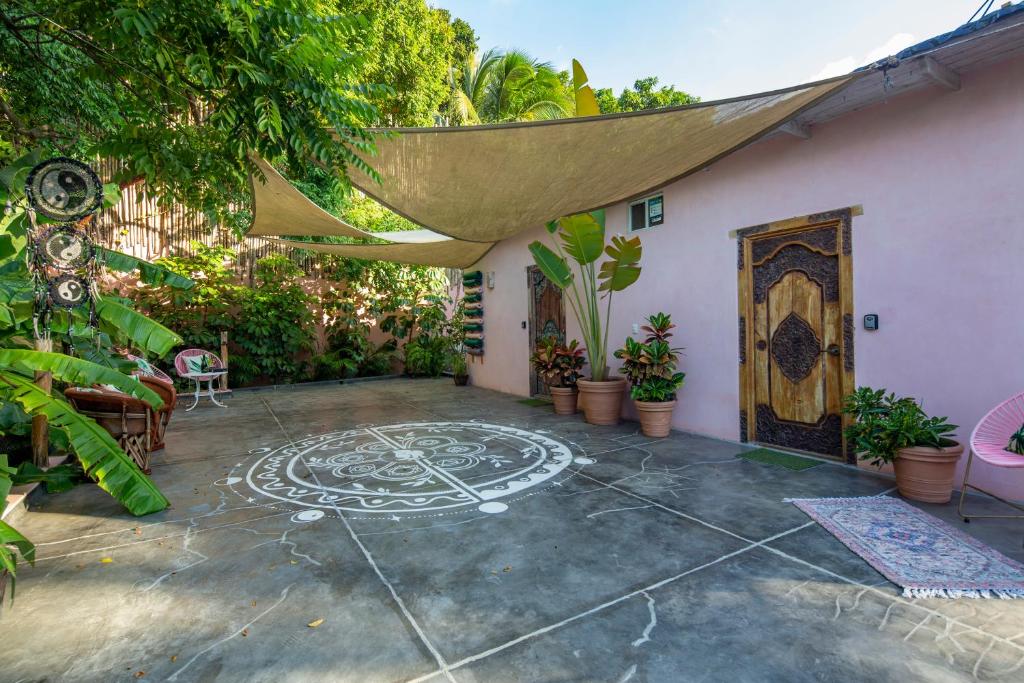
958;391;1024;522
125;354;177;450
64;387;153;473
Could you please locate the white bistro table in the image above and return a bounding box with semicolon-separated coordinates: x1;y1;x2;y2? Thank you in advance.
181;369;229;411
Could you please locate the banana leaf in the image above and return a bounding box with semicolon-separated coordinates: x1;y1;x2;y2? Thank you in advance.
598;235;643;293
98;248;194;290
572;59;601;117
528;241;573;288
1;518;34;602
0;371;169;516
95;298;182;357
13;461;81;493
0;350;163;409
556;213;604;265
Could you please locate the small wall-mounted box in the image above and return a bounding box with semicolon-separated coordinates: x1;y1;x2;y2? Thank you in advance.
863;314;879;331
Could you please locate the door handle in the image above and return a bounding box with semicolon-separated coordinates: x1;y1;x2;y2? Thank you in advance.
821;344;840;356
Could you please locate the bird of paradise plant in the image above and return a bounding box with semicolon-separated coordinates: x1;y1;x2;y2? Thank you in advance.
528;210;642;382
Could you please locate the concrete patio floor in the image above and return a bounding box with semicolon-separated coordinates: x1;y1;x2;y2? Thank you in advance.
2;378;1023;682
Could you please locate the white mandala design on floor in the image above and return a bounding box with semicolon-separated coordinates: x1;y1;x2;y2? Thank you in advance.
234;422;580;517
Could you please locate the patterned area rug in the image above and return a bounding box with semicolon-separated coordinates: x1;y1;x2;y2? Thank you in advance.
789;496;1024;599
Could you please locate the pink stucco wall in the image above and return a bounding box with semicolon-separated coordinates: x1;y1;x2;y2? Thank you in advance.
467;54;1024;499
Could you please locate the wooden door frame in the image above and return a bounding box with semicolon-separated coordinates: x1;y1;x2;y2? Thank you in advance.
526;265;566;396
735;207;857;462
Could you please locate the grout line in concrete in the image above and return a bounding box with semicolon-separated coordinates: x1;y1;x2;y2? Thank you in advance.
406;521;815;680
258;396;458;683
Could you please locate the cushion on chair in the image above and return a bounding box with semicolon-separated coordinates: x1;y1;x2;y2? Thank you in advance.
1007;424;1024;455
184;355;207;374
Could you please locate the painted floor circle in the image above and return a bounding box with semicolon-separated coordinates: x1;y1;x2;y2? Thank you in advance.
231;422;582;517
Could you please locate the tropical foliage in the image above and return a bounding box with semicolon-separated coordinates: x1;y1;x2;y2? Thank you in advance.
404;335;449;378
450;49;574;124
348;0;466;126
528;211;642;382
381;292;454;379
0;0;383;232
232;255;314;385
125;240;452;386
450;350;468;379
842;387;958;466
1;453;34;605
0;152;188;516
615;313;685;402
595;76;700;114
530;337;586;389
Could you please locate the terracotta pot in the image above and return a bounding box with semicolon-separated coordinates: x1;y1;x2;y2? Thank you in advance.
635;399;677;438
548;386;578;415
577;377;626;425
893;442;964;503
453;374;469;386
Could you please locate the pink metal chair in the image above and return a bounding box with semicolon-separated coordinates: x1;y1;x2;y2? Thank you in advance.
958;391;1024;522
174;349;228;411
125;353;174;384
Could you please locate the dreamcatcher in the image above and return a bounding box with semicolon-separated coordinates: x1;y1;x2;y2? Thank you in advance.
24;157;105;349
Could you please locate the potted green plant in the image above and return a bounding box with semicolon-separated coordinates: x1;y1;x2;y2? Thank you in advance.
529;211;642;425
843;387;963;503
451;350;469;386
614;313;685;437
530;337;586;415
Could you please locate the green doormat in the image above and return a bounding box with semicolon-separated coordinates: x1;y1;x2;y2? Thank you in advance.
518;398;553;407
738;448;821;471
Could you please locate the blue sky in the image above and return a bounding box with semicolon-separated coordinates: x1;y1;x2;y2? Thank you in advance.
432;0;989;100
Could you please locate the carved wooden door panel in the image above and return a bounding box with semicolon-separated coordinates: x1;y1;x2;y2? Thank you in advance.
738;212;855;460
528;265;565;396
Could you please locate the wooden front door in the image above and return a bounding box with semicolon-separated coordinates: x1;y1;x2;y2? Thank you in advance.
737;210;855;460
528;265;566;396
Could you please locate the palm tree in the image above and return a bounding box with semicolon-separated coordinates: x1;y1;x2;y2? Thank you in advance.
449;48;501;125
449;49;573;124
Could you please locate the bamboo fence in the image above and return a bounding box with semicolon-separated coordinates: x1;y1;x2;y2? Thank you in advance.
92;157;323;282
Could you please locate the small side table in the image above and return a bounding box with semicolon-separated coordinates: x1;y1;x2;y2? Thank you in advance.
181;369;229;411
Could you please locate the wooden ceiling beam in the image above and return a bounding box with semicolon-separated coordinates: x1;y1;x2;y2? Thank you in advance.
922;56;961;91
778;120;811;140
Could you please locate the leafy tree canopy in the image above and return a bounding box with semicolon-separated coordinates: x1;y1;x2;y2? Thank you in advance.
0;0;382;233
347;0;458;126
595;76;700;114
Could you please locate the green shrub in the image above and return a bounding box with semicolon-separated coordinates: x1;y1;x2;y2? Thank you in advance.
842;387;958;466
404;336;449;377
615;313;685;402
130;242;240;352
232;255;314;385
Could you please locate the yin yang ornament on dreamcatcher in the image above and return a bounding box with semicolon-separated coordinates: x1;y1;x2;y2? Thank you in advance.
48;274;91;309
35;225;94;271
24;157;104;222
23;158;105;344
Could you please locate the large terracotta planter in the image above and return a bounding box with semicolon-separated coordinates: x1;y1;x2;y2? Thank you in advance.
635;400;677;438
577;377;626;425
548;386;578;415
893;442;965;503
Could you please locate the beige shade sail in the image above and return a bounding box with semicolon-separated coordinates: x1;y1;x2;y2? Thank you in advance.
262;237;494;269
347;75;857;242
248;157;451;243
